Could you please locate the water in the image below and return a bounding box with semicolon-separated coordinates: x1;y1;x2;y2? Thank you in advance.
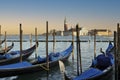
0;35;114;80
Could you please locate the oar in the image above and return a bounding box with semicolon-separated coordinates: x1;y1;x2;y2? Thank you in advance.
59;60;70;80
59;60;65;80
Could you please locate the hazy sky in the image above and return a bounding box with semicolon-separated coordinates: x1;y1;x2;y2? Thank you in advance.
0;0;120;34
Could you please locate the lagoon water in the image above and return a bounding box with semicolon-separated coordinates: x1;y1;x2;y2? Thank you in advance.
0;35;114;80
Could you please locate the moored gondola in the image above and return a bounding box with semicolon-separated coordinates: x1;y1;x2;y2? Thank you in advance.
0;42;38;65
0;42;14;55
0;39;5;45
0;42;73;77
59;42;114;80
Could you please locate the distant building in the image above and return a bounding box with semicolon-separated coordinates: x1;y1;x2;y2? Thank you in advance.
63;31;72;36
80;28;88;35
41;18;89;36
88;29;112;36
49;29;63;36
55;31;63;36
63;18;88;36
64;17;68;31
63;27;88;36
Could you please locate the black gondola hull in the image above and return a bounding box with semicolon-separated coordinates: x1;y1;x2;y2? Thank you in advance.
0;42;14;55
0;42;72;77
0;53;71;77
0;42;38;65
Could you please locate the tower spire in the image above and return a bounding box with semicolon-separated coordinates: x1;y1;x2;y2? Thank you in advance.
64;17;68;31
64;17;67;24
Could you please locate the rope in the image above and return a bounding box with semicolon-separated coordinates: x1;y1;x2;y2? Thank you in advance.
39;64;49;71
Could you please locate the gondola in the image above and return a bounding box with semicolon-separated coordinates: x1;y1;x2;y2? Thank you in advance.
0;43;73;77
0;42;38;65
0;39;5;45
0;42;14;55
59;42;114;80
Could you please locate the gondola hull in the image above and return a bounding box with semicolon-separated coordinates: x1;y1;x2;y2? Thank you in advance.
0;42;38;65
0;52;33;65
0;39;5;45
0;55;70;77
0;42;14;55
0;43;73;77
86;66;113;80
64;66;113;80
62;42;114;80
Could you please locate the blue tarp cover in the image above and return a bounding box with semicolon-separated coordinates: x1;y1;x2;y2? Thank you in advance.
73;68;102;80
0;61;32;69
106;42;113;54
0;51;20;59
106;42;114;59
97;54;112;67
37;43;73;62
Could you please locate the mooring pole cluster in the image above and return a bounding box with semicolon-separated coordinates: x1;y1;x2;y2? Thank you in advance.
114;23;120;80
76;24;82;76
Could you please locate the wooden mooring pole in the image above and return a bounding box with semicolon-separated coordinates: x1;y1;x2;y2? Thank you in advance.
29;34;32;47
35;27;38;58
46;21;49;80
53;29;55;52
76;24;79;76
4;31;7;53
114;31;118;80
116;23;120;80
19;24;23;62
76;24;82;75
78;25;82;73
94;29;96;59
72;28;74;62
0;25;1;43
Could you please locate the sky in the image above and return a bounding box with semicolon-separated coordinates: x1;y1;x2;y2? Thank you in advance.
0;0;120;35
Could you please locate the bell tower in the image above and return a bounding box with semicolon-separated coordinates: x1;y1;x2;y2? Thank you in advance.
64;17;68;31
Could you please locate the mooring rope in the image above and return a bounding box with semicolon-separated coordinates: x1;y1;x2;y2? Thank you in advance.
39;64;49;71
